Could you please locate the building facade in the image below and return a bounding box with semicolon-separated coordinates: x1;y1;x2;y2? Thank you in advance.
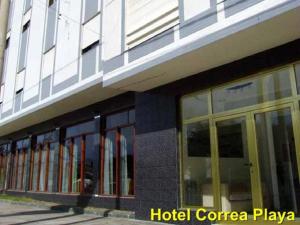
0;0;300;224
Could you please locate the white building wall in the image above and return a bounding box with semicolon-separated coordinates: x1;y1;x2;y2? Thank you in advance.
2;0;25;114
23;0;47;102
53;0;82;86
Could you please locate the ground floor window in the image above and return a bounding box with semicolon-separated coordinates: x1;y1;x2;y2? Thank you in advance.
181;63;300;215
102;109;135;196
62;120;99;194
31;131;59;192
0;144;10;189
3;109;135;197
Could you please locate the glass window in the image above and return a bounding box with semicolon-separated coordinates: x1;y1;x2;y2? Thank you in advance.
182;93;209;120
295;64;300;94
18;22;30;72
81;43;98;79
39;145;47;192
16;149;23;190
103;130;116;195
106;110;134;129
72;137;81;193
66;120;96;138
213;68;291;113
7;0;14;31
44;0;57;52
62;140;71;193
182;120;212;207
120;126;134;196
48;142;59;192
255;108;300;215
84;134;99;194
216;117;253;212
31;149;39;191
24;0;31;12
84;0;99;22
1;38;10;84
0;145;9;189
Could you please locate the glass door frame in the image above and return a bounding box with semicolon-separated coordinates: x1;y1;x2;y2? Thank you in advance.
211;101;300;211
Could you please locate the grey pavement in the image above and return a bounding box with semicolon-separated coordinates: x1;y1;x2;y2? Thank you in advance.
0;202;167;225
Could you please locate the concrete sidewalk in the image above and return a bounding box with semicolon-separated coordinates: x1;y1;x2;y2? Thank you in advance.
0;202;167;225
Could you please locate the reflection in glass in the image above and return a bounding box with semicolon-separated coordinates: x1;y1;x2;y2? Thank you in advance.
182;120;212;207
17;150;23;190
120;127;134;196
62;141;71;193
48;143;59;192
213;68;291;113
217;117;253;212
103;131;116;195
39;146;47;192
85;134;99;194
182;93;209;120
32;150;39;191
255;109;300;215
72;138;81;193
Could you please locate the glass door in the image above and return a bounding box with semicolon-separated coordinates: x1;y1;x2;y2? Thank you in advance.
214;115;256;212
253;106;300;215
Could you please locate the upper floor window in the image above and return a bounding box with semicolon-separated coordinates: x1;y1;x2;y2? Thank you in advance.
18;21;30;72
7;0;14;31
44;0;58;52
83;0;99;23
126;0;179;48
24;0;32;13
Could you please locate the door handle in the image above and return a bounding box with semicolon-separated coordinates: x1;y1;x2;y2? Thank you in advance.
244;162;253;167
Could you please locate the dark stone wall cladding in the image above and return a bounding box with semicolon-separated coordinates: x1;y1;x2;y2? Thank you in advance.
134;92;179;220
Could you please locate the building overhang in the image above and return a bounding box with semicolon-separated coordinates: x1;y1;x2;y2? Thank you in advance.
103;2;300;92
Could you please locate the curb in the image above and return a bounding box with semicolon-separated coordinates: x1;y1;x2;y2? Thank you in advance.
0;199;135;219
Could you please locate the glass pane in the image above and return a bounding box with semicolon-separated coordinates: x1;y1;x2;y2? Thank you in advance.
182;93;209;120
39;147;47;192
85;134;99;194
182;120;212;207
213;68;291;113
62;141;71;193
84;0;98;22
72;137;81;193
106;112;129;129
22;150;29;190
24;0;31;12
44;2;57;52
103;131;116;195
295;64;300;94
255;108;300;215
120;126;134;196
32;150;39;191
217;117;253;212
12;153;18;189
48;142;59;192
82;45;97;79
17;150;23;190
18;24;29;71
66;120;96;138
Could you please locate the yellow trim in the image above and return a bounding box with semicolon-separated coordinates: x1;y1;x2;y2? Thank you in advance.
180;62;300;213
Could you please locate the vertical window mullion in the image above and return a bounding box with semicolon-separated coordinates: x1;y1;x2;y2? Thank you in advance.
45;143;50;192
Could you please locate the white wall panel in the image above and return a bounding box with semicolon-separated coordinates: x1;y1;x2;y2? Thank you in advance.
23;0;47;102
0;85;4;103
53;0;82;86
183;0;211;21
42;47;55;79
82;14;100;49
102;0;122;60
2;0;25;113
126;0;179;48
